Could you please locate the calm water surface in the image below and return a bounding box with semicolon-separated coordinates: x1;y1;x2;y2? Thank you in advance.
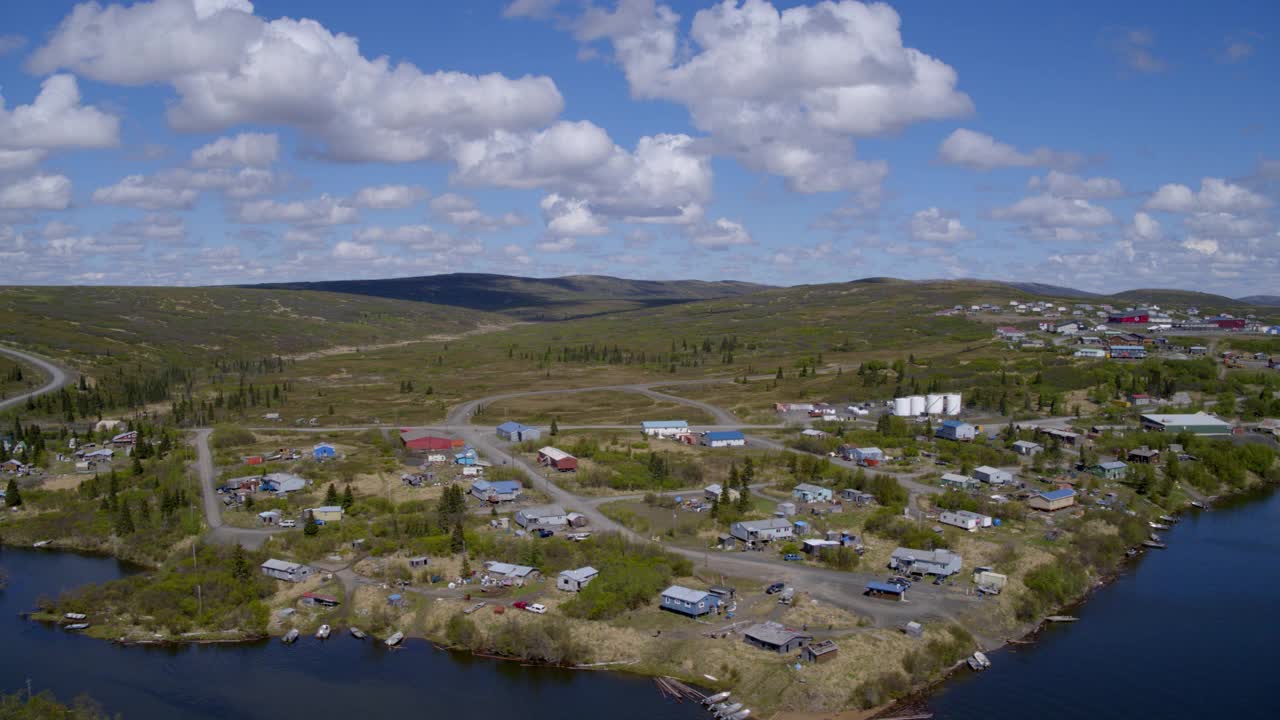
0;549;704;719
928;486;1280;719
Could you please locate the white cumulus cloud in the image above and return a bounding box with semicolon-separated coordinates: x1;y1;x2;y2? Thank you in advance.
909;207;973;243
0;174;74;210
191;132;279;167
1145;177;1271;214
350;184;428;209
0;74;120;152
938;129;1079;171
689;217;754;250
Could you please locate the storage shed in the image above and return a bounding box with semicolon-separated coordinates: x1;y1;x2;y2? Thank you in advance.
496;421;541;442
557;566;599;592
1029;488;1076;511
537;446;579;471
701;430;746;448
743;622;812;654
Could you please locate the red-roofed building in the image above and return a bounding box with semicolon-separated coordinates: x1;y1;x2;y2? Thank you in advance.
399;429;462;451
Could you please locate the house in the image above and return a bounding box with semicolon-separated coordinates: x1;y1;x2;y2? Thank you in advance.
743;622;812;654
1054;322;1080;335
496;421;540;442
399;430;460;452
94;419;124;433
1039;427;1080;446
408;556;430;568
996;326;1026;341
775;501;797;516
557;566;599;592
110;431;138;445
300;592;341;608
470;479;522;503
514;504;570;528
1074;348;1108;358
1109;345;1147;360
483;561;540;583
889;547;963;577
936;420;977;441
704;483;740;502
939;511;980;531
802;538;841;554
800;428;828;438
940;473;979;490
1092;461;1128;481
1;459;25;473
793;483;833;503
839;488;876;506
537;446;578;471
846;446;884;466
260;559;313;583
454;448;479;466
804;640;840;664
1012;440;1043;456
729;518;794;546
701;430;746;448
974;466;1013;485
974;570;1008;592
1109;312;1149;324
261;472;307;493
1127;447;1161;464
660;585;721;617
311;506;344;523
1140;412;1233;435
258;510;281;525
1029;488;1076;511
312;443;336;460
1128;393;1153;407
640;420;688;438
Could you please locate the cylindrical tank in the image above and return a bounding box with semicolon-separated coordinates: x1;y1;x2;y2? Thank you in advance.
926;394;945;415
893;397;912;417
909;395;925;416
944;393;962;415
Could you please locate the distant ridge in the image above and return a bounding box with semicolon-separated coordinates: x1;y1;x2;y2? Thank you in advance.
243;273;771;321
1239;295;1280;307
1002;282;1102;300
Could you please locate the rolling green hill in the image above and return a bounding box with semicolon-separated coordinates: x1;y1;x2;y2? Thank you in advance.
0;286;507;367
243;273;770;321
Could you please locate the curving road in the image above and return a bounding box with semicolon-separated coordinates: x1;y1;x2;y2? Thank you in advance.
0;344;74;412
191;427;281;549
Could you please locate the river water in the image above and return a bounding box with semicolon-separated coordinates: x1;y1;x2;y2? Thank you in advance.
4;488;1277;719
0;550;704;719
926;486;1280;719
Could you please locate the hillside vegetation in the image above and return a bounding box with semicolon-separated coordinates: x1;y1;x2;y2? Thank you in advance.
245;272;769;321
0;286;506;366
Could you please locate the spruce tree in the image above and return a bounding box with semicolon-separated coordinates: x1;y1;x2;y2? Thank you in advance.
341;484;355;509
115;500;135;536
4;478;20;507
325;483;339;505
304;511;319;536
231;544;251;584
550;418;559;436
450;521;466;553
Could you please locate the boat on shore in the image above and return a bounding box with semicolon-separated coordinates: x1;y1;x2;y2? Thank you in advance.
315;624;331;640
967;651;992;671
1190;500;1206;509
65;623;90;631
1149;522;1170;530
64;612;87;621
1159;515;1177;523
385;631;404;647
703;691;731;706
1143;540;1167;549
282;629;299;644
1046;615;1078;623
349;627;366;640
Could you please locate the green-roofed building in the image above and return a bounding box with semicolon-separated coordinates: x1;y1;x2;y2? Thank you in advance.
1140;412;1233;436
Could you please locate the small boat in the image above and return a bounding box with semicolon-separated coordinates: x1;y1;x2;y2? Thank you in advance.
967;651;992;671
32;540;51;548
730;711;752;720
1143;540;1167;549
1149;533;1163;543
315;624;331;640
715;703;743;719
64;612;88;621
385;631;404;647
1126;548;1139;558
282;629;300;644
1149;522;1170;530
1046;615;1078;623
1191;500;1206;509
1159;515;1177;523
349;627;367;640
703;691;731;706
64;623;90;631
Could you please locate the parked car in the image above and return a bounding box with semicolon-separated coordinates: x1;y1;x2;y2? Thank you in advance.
783;553;803;562
536;529;555;538
280;520;297;528
527;603;547;614
765;582;785;594
888;576;912;588
511;601;529;610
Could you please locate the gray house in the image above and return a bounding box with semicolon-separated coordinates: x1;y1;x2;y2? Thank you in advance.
660;585;720;617
1012;440;1043;456
889;547;962;577
260;558;313;583
496;421;541;442
515;504;570;528
557;566;599;592
974;466;1013;485
743;621;813;653
936;420;977;441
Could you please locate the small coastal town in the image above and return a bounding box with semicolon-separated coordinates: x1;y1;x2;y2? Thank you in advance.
2;1;1279;718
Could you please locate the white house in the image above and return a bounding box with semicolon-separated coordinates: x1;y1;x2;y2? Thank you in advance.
557;566;599;592
793;483;833;503
515;504;570;528
974;466;1013;485
704;484;740;502
939;511;980;531
936;420;977;441
889;548;963;577
730;518;794;546
1012;440;1043;456
641;420;689;438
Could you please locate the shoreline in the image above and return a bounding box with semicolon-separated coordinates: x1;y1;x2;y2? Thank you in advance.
871;480;1277;719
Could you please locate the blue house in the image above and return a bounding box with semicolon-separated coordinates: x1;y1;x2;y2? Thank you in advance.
847;446;884;466
660;585;721;617
455;447;479;466
312;443;336;460
471;479;522;503
496;421;541;442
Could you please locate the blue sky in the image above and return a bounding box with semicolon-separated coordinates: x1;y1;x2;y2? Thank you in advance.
0;0;1276;294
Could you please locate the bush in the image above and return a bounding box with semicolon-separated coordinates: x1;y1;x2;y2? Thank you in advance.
210;424;255;449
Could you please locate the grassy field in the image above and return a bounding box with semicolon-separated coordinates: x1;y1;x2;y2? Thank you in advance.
0;353;46;400
475;390;717;426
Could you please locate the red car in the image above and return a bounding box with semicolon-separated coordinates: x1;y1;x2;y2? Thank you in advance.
511;601;529;610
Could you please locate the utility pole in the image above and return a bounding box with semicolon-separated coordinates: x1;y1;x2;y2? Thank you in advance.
191;504;203;615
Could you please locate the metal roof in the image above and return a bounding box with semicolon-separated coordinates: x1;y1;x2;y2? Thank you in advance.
704;430;745;441
560;567;599;581
794;483;828;493
520;504;567;518
744;621;811;646
736;518;793;531
642;420;688;429
538;446;573;461
866;581;904;594
1039;488;1076;501
1141;412;1232;427
261;558;304;572
1099;461;1127;470
662;585;712;603
496;421;529;432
